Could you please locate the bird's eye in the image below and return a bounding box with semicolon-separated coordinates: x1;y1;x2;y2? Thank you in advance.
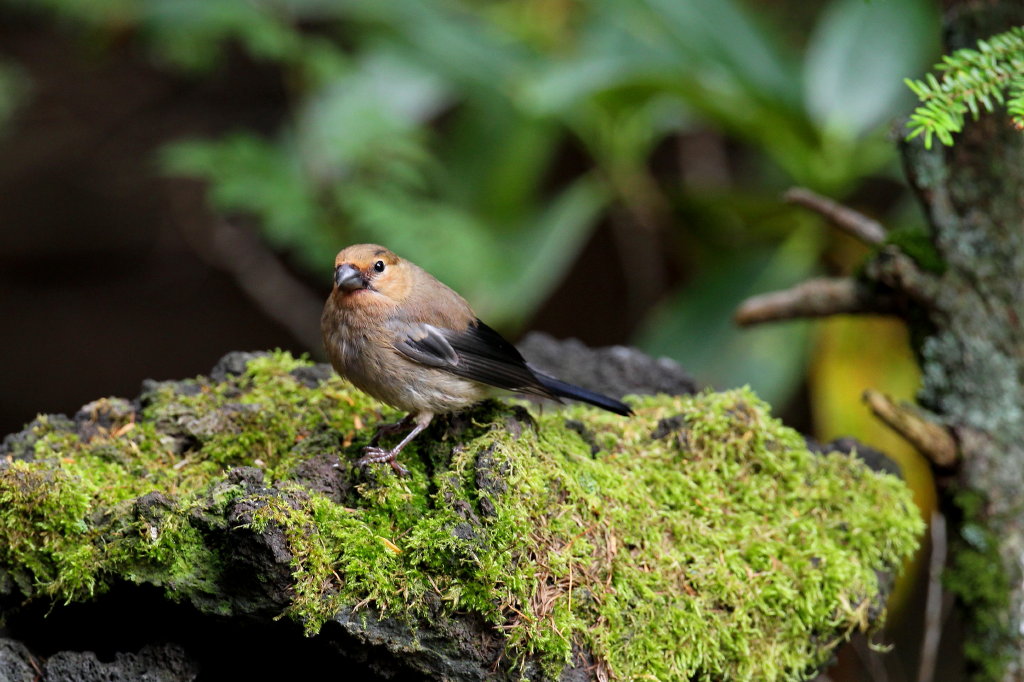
374;260;386;273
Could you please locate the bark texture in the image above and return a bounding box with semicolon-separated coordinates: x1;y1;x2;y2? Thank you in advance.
898;3;1024;678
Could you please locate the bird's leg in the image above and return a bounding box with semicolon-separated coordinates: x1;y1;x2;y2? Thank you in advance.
368;413;414;447
359;412;434;476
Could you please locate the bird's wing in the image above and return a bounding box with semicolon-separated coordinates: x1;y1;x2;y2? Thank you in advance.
389;318;555;397
390;321;460;368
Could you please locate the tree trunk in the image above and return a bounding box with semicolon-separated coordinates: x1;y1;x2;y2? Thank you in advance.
898;2;1024;679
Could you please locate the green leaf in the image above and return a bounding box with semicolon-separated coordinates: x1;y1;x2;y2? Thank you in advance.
161;133;335;267
804;0;938;138
483;174;610;326
141;0;304;70
637;223;822;407
294;49;448;188
440;101;561;224
638;0;802;107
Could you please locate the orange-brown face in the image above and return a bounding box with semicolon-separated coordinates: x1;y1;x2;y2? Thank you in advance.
332;244;408;302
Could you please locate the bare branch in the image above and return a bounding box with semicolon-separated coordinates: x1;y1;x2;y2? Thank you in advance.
208;219;324;353
864;246;941;308
863;390;959;468
735;277;897;327
168;181;325;353
785;187;887;245
918;511;947;682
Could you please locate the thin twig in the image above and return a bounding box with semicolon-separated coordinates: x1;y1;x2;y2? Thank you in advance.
209;219;324;352
785;187;887;245
863;390;958;468
735;277;897;327
918;511;947;682
863;246;940;308
168;180;324;352
782;186;888;244
28;653;43;681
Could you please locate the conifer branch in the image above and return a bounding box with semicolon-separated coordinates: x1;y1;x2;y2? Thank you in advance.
906;26;1024;148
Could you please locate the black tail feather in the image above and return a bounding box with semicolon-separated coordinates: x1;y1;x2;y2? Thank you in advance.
534;373;633;416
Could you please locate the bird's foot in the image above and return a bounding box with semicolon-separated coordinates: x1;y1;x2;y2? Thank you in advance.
368;415;414;447
358;446;410;477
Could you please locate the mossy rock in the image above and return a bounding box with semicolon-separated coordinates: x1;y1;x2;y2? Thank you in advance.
0;351;922;680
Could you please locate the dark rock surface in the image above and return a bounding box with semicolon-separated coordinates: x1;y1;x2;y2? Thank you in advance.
0;638;198;682
518;332;699;398
0;343;905;681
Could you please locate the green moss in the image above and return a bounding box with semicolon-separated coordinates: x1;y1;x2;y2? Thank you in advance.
0;459;100;601
944;489;1013;681
884;224;946;274
0;351;923;679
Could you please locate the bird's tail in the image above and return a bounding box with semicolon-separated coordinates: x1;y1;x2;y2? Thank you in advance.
534;373;633;416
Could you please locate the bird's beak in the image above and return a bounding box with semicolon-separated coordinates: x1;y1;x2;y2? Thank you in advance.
334;263;365;291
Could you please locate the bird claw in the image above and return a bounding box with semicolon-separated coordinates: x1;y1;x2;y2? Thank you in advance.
358;447;409;477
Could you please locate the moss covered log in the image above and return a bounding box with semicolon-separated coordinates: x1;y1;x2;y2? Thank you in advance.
0;351;921;680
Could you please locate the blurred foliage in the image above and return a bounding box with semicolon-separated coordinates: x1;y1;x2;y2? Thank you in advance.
906;25;1024;148
639;217;822;404
1;0;939;411
0;60;28;134
812;315;932;611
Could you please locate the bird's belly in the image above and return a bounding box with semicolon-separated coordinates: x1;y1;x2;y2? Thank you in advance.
327;326;485;414
379;365;487;413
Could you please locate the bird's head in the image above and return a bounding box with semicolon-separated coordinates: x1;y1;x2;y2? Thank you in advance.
331;244;410;304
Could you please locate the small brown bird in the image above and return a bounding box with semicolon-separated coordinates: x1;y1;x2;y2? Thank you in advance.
321;244;632;475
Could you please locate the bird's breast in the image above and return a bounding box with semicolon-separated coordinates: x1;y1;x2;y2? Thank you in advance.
322;303;485;414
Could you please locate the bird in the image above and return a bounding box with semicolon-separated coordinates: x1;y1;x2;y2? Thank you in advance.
321;244;632;475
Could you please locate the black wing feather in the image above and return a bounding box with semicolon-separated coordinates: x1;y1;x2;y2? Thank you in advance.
391;318;554;397
392;323;459;368
392;318;632;415
441;320;555;396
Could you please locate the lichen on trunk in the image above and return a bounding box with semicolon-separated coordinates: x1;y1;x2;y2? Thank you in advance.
896;3;1024;678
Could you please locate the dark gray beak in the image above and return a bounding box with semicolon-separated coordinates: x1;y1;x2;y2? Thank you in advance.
334;263;365;291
